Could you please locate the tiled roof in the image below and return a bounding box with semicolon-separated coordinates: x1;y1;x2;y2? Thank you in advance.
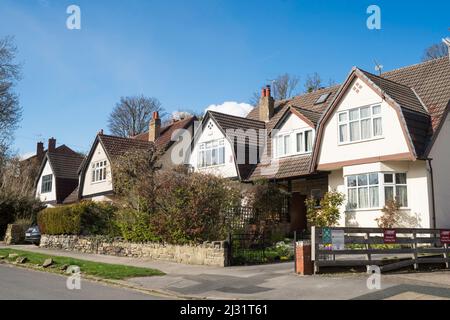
63;186;79;204
99;134;153;161
208;110;265;146
133;116;196;150
47;152;85;180
382;57;450;131
249;154;312;181
361;70;428;114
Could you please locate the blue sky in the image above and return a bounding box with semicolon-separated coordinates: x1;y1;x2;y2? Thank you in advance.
1;0;449;156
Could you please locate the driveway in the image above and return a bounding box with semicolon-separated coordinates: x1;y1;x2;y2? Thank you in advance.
6;244;450;300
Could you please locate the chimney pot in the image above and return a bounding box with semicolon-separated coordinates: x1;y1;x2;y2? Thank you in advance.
48;138;56;153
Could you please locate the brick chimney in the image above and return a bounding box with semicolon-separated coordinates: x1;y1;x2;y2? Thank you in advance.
443;38;450;60
259;85;274;122
36;142;44;160
149;111;161;142
48;137;56;153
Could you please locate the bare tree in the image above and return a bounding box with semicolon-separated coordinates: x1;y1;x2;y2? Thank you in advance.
304;72;323;93
108;95;164;137
422;42;448;62
249;73;300;106
0;36;22;159
272;73;300;100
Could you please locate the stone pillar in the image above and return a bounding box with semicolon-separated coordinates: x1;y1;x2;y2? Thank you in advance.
4;224;26;245
295;240;313;275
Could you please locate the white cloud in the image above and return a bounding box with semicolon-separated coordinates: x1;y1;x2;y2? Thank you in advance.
171;111;193;120
205;101;253;118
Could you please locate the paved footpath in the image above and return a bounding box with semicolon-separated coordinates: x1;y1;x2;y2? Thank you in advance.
5;244;450;300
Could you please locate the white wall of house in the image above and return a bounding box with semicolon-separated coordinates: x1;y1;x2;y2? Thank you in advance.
81;142;113;198
317;75;432;228
35;159;57;205
273;113;315;158
189;118;238;179
329;161;431;228
429;111;450;228
317;77;411;170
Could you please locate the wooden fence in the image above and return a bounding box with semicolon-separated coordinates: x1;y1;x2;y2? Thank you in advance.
311;227;450;273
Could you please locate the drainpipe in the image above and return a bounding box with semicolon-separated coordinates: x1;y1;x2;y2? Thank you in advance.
426;158;437;230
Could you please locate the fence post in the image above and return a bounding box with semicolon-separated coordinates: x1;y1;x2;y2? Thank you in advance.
294;231;297;274
445;243;449;269
311;226;318;274
412;232;418;270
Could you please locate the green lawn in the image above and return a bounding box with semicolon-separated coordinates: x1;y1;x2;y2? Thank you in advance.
0;248;164;280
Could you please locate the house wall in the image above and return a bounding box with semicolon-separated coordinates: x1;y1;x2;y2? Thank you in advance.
317;77;411;170
277;113;313;134
35;159;57;205
429;111;450;228
189;118;238;178
329;161;431;228
81;142;113;199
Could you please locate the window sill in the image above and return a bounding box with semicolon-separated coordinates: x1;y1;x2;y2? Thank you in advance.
91;180;107;185
338;136;385;147
346;207;411;212
198;164;226;170
274;152;312;159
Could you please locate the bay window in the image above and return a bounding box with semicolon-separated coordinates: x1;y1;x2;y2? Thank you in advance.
338;104;382;143
346;172;408;210
198;139;225;168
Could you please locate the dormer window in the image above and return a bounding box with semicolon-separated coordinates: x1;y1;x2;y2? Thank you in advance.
338;104;382;144
274;129;314;158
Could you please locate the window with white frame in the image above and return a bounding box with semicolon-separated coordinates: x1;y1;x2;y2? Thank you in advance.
346;172;408;210
91;160;107;183
41;174;53;193
274;129;314;158
384;173;408;207
338;105;382;143
198;139;225;168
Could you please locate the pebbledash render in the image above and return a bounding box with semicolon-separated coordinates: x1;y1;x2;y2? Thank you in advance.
188;41;450;230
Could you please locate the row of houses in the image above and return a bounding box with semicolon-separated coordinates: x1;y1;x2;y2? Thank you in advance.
32;40;450;230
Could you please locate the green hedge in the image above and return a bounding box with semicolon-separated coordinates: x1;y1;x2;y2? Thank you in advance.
38;202;117;236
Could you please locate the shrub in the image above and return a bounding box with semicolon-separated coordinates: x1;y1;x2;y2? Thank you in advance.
37;201;117;236
150;168;241;244
306;191;345;227
114;209;159;243
376;199;401;228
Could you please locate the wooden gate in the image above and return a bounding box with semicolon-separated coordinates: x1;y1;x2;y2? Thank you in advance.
311;227;450;273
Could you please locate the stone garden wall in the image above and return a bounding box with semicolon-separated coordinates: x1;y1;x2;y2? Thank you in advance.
40;235;229;267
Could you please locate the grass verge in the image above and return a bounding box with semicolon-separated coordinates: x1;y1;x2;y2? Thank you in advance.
0;248;164;280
